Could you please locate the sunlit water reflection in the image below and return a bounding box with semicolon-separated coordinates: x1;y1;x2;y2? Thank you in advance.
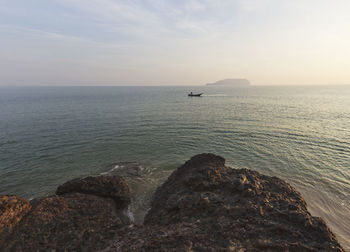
0;85;349;249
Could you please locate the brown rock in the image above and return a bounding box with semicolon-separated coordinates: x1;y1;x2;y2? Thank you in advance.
56;175;131;209
1;175;132;251
0;154;345;251
0;195;31;237
138;153;344;251
2;193;130;251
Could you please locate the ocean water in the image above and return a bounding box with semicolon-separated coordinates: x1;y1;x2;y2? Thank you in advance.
0;85;349;249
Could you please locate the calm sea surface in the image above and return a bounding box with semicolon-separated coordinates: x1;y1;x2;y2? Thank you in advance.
0;85;349;248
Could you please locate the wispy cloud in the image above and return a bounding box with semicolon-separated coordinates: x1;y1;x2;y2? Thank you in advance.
0;0;350;85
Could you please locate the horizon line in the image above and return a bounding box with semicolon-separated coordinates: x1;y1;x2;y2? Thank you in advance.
0;83;350;87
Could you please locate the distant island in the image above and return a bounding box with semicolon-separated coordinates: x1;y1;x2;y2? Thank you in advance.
206;78;250;86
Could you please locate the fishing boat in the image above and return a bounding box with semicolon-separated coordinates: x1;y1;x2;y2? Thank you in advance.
188;92;203;97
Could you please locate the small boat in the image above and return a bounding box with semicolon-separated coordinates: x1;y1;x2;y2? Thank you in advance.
188;92;203;97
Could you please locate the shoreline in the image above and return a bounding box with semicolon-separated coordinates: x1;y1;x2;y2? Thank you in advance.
0;154;345;251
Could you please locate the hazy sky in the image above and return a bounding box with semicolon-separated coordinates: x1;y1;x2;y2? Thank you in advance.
1;0;350;86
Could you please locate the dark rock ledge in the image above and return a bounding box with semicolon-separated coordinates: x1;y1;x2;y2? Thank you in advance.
0;154;344;251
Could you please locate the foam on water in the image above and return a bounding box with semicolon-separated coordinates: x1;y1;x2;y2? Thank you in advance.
99;161;157;223
201;94;228;97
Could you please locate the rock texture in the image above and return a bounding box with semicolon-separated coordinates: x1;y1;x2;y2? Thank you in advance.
0;176;131;251
0;154;345;251
56;175;131;209
110;154;344;251
0;196;31;240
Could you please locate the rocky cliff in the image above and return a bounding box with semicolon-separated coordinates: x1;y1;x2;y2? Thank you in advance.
0;154;344;251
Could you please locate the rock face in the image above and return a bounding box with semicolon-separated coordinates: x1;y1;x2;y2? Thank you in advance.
0;154;345;251
56;175;131;208
0;176;131;251
110;154;344;251
0;196;31;238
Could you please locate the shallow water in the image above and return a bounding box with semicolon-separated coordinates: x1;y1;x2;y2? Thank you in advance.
0;85;349;249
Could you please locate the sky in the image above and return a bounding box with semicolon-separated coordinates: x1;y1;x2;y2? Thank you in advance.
0;0;350;86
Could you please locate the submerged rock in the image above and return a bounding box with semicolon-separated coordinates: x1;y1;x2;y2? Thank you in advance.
0;154;345;251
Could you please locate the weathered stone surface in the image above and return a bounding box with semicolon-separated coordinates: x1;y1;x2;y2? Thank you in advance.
56;175;131;209
0;196;31;238
111;153;344;251
2;193;130;251
0;154;345;251
1;175;132;251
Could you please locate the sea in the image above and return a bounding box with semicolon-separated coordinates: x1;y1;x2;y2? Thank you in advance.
0;85;349;249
